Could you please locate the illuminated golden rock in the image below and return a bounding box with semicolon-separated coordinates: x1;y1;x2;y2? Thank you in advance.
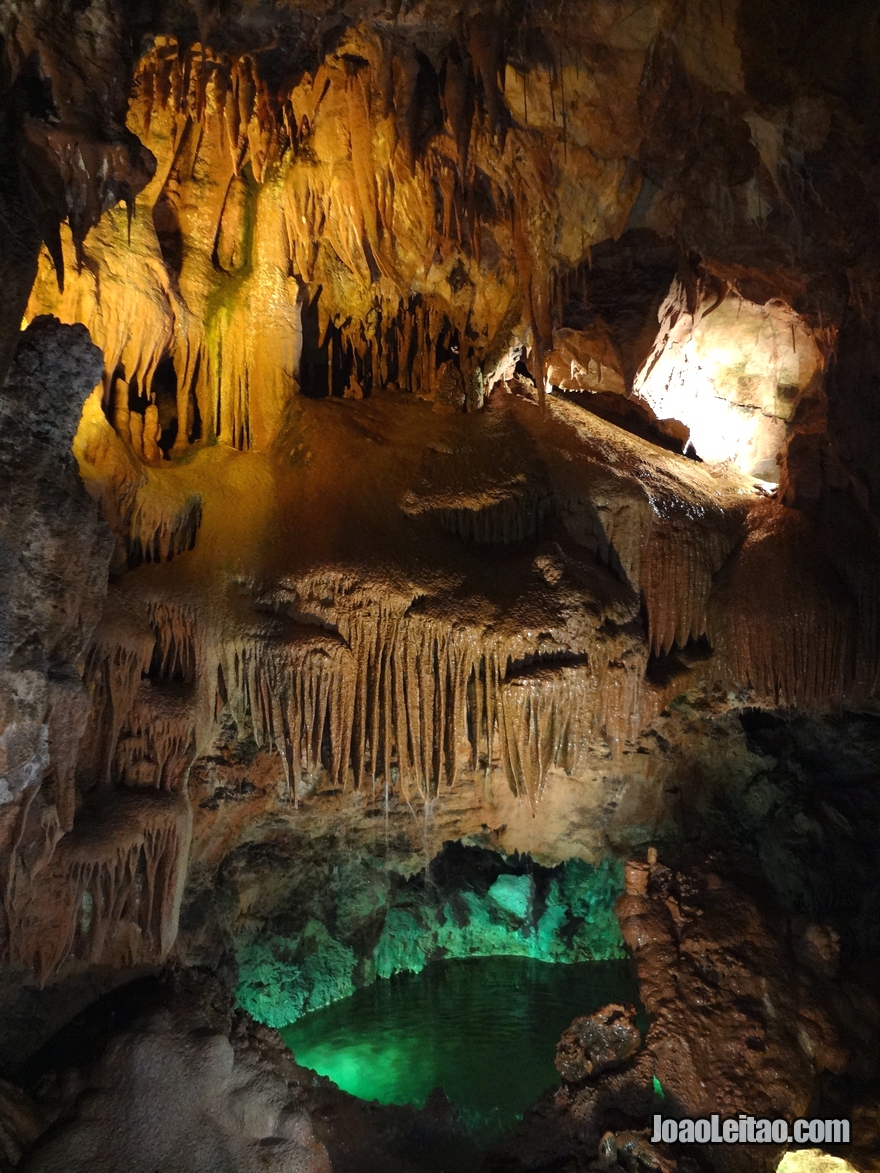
2;15;880;1161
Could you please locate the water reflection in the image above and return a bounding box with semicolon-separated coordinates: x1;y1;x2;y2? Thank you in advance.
282;956;639;1141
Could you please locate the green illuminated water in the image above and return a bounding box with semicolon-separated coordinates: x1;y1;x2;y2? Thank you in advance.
281;955;639;1141
238;854;627;1028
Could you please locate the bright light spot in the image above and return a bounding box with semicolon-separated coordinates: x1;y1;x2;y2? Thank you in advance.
634;285;824;478
777;1151;859;1173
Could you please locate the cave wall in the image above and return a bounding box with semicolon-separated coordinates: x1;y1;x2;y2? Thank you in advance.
1;0;880;1083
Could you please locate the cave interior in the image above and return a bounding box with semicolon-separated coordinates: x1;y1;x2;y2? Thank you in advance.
2;1;880;1171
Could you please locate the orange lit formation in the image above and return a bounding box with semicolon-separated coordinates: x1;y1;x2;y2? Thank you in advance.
4;1;880;1006
5;4;880;1170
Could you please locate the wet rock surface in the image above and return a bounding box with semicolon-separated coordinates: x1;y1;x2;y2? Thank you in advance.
490;855;878;1173
556;1004;642;1083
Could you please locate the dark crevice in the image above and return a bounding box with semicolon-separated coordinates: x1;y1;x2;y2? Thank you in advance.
646;634;713;686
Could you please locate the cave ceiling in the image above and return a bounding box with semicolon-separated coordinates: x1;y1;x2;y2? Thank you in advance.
2;0;880;1014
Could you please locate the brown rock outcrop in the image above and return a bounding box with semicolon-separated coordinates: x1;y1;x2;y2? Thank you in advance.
616;859;847;1163
556;1003;642;1083
492;858;858;1173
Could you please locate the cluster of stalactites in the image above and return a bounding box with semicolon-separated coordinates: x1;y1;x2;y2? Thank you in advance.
4;790;190;983
137;38;281;183
80;602;201;790
1;599;201;978
641;509;739;657
710;501;880;708
134;16;514;192
83;588;654;814
27;25;563;458
125;492;202;567
213;602;651;808
79;473;880;817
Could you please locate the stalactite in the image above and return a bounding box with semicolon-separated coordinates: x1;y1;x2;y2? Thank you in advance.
28;26;554;445
3;791;191;982
113;684;197;792
125;489;202;566
641;508;738;655
468;12;506;137
709;501;859;707
78;565;658;822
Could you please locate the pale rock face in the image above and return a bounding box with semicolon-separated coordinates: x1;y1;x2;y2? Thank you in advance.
633;281;827;478
18;1009;331;1173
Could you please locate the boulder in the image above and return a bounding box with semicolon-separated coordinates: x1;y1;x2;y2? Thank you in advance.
555;1003;641;1083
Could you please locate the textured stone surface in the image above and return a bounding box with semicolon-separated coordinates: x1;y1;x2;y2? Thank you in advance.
15;981;330;1173
616;864;847;1129
1;2;880;1166
555;1003;641;1083
0;318;113;963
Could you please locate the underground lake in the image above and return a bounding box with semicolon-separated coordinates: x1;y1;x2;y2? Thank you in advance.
281;955;642;1141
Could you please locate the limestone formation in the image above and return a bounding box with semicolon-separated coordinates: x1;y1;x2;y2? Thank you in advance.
1;0;880;1169
555;1003;641;1082
16;984;331;1173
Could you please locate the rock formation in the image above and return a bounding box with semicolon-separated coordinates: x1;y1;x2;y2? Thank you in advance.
491;857;871;1173
555;1002;641;1083
10;975;330;1173
2;0;880;1168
